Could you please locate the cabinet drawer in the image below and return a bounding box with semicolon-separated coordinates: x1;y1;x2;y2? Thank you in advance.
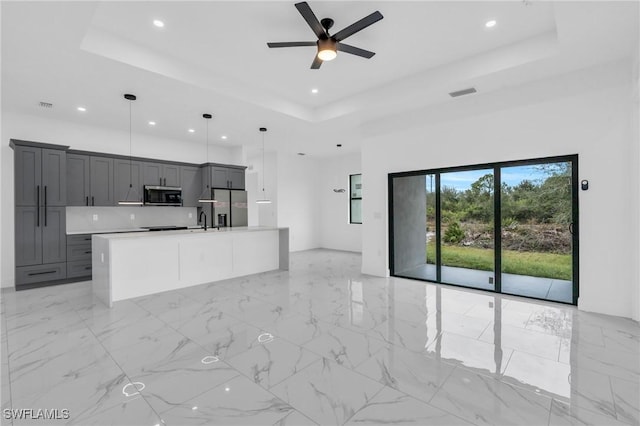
67;260;92;279
67;234;92;245
16;263;66;285
67;244;92;261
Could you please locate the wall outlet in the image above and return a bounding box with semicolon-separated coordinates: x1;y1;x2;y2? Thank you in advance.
101;253;104;263
92;214;99;221
188;213;193;218
130;214;135;220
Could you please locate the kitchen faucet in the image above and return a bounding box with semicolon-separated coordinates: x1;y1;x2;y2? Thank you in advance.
199;210;207;231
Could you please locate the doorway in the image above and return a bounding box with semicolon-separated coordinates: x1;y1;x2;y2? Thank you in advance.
389;156;578;305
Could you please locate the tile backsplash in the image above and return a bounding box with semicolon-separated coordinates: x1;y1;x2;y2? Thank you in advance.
66;206;198;233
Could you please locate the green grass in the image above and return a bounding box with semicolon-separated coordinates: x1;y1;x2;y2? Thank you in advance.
426;242;572;280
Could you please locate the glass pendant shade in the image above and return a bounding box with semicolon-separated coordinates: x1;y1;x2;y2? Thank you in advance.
257;127;271;204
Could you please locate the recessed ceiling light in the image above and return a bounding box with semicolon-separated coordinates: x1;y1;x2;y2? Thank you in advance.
188;129;195;133
77;106;86;112
153;19;165;28
148;121;156;126
221;135;228;140
311;88;319;94
485;20;497;28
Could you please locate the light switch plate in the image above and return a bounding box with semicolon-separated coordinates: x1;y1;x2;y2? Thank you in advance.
188;213;193;218
92;214;99;221
130;214;135;220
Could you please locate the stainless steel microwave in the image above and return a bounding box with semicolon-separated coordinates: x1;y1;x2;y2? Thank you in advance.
143;186;183;206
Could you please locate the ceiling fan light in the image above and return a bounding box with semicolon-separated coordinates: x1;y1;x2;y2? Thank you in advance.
317;39;337;61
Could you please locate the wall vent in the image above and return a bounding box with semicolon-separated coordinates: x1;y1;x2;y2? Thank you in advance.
38;101;53;108
449;88;477;98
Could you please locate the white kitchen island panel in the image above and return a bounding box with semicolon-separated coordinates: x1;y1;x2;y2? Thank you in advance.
92;227;288;307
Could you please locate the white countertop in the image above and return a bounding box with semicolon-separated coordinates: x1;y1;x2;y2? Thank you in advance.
92;226;284;240
66;228;150;235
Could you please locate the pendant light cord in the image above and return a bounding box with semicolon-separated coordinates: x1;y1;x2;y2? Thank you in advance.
262;131;266;194
128;100;133;188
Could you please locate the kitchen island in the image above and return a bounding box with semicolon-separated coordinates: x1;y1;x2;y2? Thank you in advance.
92;226;289;307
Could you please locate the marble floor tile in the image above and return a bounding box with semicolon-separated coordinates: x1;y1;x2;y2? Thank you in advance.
270;358;385;425
345;386;472;425
227;337;320;389
355;345;455;403
610;376;639;425
67;395;162;426
426;331;513;375
480;322;563;361
179;318;264;360
1;249;638;426
429;367;553;426
274;409;318;426
303;327;387;369
260;311;336;345
160;375;292;425
367;317;441;353
548;399;631;426
131;348;239;414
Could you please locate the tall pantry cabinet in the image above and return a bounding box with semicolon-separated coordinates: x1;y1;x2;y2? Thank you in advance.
12;140;68;287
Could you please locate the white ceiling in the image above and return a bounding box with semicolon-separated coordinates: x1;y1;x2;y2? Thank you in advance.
2;1;638;157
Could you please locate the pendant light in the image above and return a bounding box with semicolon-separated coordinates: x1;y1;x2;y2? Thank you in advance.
198;113;217;203
256;127;272;204
118;94;143;205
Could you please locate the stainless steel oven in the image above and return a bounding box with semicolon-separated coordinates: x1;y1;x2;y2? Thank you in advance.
143;186;183;206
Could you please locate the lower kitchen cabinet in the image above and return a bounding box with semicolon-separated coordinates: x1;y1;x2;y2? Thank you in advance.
66;234;92;280
15;263;67;286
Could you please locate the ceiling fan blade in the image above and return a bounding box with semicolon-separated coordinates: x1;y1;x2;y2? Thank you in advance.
337;43;375;59
310;55;323;69
295;2;327;40
267;41;317;48
333;11;383;42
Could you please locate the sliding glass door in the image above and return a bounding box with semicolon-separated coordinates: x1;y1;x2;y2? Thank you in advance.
440;169;495;291
389;156;578;305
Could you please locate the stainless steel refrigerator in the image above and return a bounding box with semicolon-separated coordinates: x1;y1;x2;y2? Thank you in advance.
211;189;248;227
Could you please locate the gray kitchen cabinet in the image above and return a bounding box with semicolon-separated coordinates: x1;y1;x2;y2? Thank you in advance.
208;166;246;190
66;234;92;279
11;140;68;287
114;159;143;203
14;146;41;206
90;156;115;206
67;154;90;206
15;206;42;266
163;164;180;187
143;162;180;187
15;146;66;206
42;207;66;264
228;168;245;190
180;166;201;207
42;149;67;206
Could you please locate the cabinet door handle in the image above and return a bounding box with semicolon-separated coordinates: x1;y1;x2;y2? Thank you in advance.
84;250;92;254
85;266;92;270
36;185;40;227
92;196;95;206
44;186;47;227
84;237;91;241
86;196;89;206
28;270;56;276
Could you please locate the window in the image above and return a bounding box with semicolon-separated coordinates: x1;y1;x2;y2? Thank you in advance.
350;174;362;224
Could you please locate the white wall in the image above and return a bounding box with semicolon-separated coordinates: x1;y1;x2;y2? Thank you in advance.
318;152;362;252
631;49;640;321
276;152;320;252
1;112;239;288
361;61;639;320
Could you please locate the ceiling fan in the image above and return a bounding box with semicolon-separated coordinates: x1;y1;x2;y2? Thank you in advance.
267;2;383;69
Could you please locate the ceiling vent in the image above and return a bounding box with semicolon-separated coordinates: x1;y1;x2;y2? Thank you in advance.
38;101;53;108
449;88;477;98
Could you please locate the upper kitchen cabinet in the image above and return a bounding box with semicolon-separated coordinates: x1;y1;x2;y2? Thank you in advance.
14;145;66;206
114;159;143;203
205;165;246;190
143;162;181;187
67;153;115;206
180;166;201;207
